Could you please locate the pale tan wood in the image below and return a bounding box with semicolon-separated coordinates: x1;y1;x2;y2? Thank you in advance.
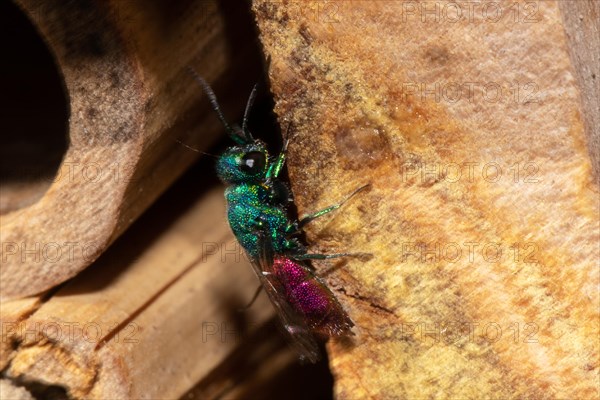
253;0;599;398
0;296;45;370
0;379;34;400
0;0;261;299
2;186;275;398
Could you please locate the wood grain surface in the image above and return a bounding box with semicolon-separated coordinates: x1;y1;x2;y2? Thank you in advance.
1;0;262;299
253;1;599;398
1;0;598;398
1;180;276;398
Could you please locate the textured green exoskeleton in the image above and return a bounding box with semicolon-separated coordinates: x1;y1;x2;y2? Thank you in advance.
217;139;302;259
188;71;363;262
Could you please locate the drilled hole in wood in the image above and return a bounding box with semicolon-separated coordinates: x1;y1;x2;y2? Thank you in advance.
0;1;69;215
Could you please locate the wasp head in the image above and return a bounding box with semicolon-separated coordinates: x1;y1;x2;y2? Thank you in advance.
216;141;269;184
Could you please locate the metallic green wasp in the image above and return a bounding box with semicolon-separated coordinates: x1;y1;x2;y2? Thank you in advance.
189;70;367;362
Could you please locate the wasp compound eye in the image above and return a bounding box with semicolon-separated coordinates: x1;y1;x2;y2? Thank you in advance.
240;151;266;174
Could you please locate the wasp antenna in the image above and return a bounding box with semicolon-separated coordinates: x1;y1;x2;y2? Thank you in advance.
242;83;258;141
187;67;246;145
175;139;218;159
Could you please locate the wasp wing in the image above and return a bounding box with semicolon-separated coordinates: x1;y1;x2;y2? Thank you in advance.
246;232;321;363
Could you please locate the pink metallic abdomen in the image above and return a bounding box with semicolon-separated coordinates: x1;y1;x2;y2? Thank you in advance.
272;257;353;336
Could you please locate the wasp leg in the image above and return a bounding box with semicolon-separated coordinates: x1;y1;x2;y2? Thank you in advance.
238;284;263;311
267;134;289;180
290;249;370;261
292;252;354;261
298;184;370;228
285;221;299;235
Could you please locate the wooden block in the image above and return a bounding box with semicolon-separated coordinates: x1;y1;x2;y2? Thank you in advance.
253;1;599;398
0;379;34;400
0;295;44;371
2;183;276;398
1;0;262;299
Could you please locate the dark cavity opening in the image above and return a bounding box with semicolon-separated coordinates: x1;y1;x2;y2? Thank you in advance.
0;1;69;215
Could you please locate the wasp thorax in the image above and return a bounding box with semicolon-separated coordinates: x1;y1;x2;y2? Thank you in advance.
216;144;269;184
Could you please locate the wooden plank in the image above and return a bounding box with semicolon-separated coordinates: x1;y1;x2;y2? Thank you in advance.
2;185;274;398
559;0;600;177
0;379;34;400
253;1;599;398
0;296;44;370
1;0;262;299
